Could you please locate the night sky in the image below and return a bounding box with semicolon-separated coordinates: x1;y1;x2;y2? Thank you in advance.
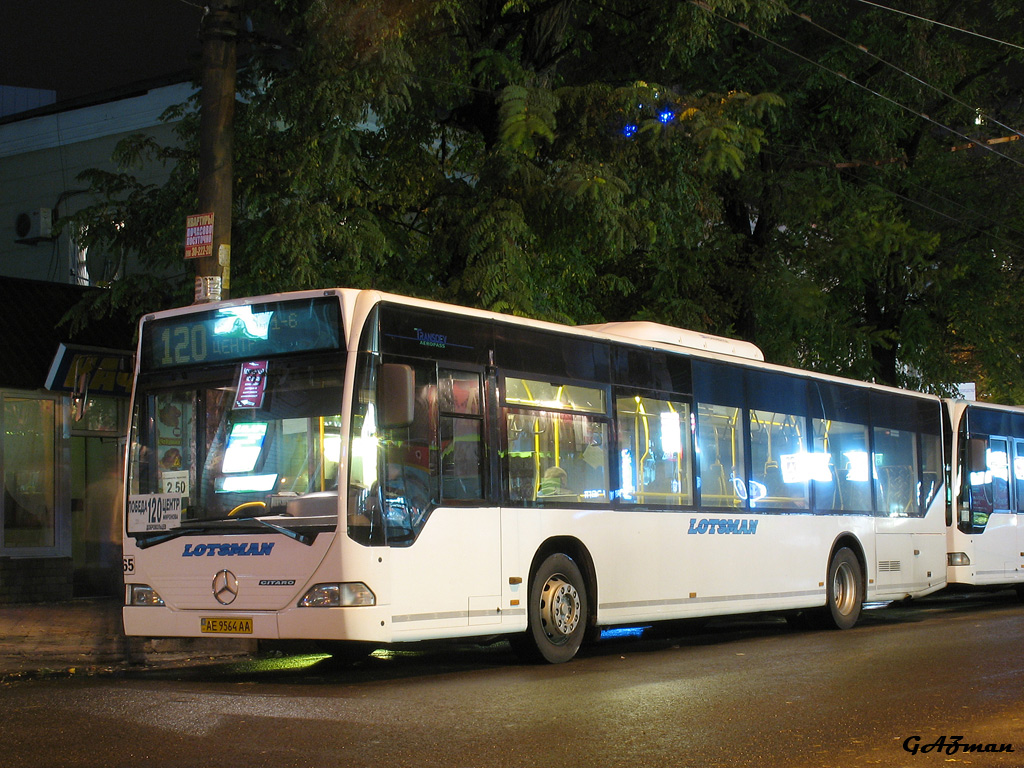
1;0;204;103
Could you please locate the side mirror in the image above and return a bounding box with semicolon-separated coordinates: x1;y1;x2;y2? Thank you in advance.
378;363;415;429
968;438;988;472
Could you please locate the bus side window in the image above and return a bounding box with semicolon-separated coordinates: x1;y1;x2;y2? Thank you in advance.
873;427;918;518
989;437;1011;512
438;369;484;501
749;410;809;510
967;437;993;528
502;375;610;506
918;431;943;513
505;410;609;504
381;363;439;535
696;403;745;509
1014;439;1024;513
615;393;693;507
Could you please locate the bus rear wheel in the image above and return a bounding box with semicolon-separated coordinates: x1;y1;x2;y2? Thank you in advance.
516;553;588;664
826;547;863;630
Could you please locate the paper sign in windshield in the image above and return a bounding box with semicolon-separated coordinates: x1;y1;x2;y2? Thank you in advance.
234;360;269;409
128;494;183;533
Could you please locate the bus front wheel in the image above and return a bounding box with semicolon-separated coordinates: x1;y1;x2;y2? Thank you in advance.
516;553;588;664
826;547;863;630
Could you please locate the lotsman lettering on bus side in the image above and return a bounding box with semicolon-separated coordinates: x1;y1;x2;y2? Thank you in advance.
182;542;275;557
687;518;759;535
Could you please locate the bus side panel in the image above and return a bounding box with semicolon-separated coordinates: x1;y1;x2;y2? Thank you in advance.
1019;513;1024;582
948;513;1022;587
386;506;504;642
511;509;877;627
875;516;947;598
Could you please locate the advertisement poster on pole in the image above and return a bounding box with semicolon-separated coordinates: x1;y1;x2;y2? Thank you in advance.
185;212;214;259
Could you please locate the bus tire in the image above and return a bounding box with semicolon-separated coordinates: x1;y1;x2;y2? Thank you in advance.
520;553;588;664
826;547;863;630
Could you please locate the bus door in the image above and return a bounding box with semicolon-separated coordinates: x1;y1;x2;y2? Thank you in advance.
873;414;944;592
961;433;1018;581
1014;439;1024;579
376;360;503;635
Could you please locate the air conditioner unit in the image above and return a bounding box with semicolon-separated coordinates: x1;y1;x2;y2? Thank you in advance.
15;207;54;244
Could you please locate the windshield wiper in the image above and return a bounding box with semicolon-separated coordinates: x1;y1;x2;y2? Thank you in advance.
234;515;316;546
134;525;209;549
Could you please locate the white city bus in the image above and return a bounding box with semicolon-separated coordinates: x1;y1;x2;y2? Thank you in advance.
123;288;948;663
945;400;1024;599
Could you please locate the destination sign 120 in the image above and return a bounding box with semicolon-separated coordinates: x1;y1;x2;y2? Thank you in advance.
140;297;342;371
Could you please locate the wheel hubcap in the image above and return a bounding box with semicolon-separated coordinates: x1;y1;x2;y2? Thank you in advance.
540;574;581;641
832;561;856;616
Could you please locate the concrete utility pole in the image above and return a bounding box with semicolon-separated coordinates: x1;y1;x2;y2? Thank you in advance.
194;0;238;303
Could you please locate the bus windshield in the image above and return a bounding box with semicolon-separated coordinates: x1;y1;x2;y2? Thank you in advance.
127;355;346;539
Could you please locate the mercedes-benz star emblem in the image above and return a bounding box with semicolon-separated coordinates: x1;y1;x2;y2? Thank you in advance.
212;569;239;605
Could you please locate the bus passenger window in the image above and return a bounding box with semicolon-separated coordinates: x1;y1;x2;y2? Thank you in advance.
919;431;942;513
1014;440;1024;514
505;410;609;504
989;437;1011;512
615;394;693;507
749;410;809;509
968;436;1009;528
439;369;484;500
813;418;870;513
697;403;745;508
873;427;919;517
503;374;610;506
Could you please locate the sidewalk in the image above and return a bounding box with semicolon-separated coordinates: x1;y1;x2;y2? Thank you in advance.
0;598;256;678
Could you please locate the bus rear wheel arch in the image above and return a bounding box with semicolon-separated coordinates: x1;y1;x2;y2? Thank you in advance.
786;543;865;630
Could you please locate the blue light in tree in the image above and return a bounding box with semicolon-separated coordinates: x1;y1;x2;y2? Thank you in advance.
658;109;675;124
622;124;639;138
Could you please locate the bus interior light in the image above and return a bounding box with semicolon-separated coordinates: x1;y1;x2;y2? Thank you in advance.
213;306;273;340
215;474;278;493
947;552;971;566
127;584;165;606
299;582;376;608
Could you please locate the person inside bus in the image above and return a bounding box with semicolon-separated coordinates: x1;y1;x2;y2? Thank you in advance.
538;465;574;500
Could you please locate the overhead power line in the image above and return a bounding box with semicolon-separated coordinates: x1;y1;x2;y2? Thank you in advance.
767;0;1024;142
850;0;1024;52
688;1;1024;170
762;145;1024;254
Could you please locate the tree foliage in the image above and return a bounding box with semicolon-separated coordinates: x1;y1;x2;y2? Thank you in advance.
688;0;1024;394
68;0;1024;398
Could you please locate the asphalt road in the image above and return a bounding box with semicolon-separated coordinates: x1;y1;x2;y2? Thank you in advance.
2;591;1023;768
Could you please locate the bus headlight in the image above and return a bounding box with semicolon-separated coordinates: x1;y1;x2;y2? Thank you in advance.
299;582;376;607
126;584;165;606
947;552;971;566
